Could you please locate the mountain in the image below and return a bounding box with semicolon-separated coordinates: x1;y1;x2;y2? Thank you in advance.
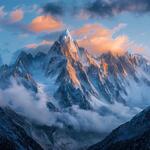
88;106;150;150
0;29;150;149
0;107;43;150
4;29;150;109
0;106;81;150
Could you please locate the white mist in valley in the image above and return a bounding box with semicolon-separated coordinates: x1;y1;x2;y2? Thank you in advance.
0;79;147;134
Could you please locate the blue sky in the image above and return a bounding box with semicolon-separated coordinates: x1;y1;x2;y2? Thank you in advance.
0;0;150;63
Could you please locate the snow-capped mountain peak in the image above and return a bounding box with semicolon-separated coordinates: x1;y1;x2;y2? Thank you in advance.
59;29;78;55
59;29;72;43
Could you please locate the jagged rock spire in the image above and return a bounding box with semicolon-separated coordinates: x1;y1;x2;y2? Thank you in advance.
58;28;78;55
59;28;73;43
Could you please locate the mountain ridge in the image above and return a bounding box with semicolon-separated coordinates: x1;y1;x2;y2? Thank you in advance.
0;30;150;149
88;106;150;150
1;29;150;110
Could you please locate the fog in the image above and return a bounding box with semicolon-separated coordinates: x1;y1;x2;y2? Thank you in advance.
0;79;145;135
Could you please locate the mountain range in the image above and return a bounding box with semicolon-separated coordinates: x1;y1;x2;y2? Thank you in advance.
0;29;150;150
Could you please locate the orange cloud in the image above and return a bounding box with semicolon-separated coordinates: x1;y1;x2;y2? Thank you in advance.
26;40;53;49
26;43;37;49
10;9;24;22
73;23;142;55
40;40;53;45
73;24;111;37
29;15;63;33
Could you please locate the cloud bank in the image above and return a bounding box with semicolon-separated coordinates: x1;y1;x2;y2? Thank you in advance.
87;0;150;17
0;6;63;34
72;23;142;55
0;80;140;134
42;0;150;18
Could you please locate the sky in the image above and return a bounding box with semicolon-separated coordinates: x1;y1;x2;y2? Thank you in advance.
0;0;150;63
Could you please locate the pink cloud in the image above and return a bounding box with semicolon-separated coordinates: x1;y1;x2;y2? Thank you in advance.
73;23;143;55
25;40;53;49
10;8;24;22
29;15;63;33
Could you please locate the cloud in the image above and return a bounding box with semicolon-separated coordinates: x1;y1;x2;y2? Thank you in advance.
42;1;89;18
0;80;53;125
0;12;63;35
72;23;129;55
0;6;6;18
25;43;39;49
29;15;63;33
2;74;150;145
43;2;64;16
112;23;128;33
72;23;143;55
0;7;28;34
23;40;53;56
1;62;150;147
42;0;150;18
10;8;24;22
86;0;150;17
0;79;139;134
73;24;111;37
25;40;53;49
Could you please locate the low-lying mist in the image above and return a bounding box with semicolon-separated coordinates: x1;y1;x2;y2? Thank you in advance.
0;79;146;135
